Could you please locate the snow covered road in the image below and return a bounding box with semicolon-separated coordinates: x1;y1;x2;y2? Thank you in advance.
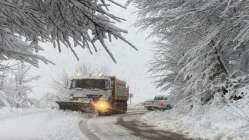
80;115;141;140
79;111;192;140
0;108;191;140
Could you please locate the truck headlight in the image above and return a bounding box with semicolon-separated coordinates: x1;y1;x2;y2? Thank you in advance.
94;100;110;112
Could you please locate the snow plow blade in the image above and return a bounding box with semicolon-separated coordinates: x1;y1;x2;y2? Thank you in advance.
56;101;93;112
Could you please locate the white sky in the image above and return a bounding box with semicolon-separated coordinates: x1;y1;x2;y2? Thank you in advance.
30;1;163;103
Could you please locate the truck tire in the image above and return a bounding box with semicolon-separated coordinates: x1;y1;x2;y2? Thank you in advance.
112;100;127;114
146;107;153;111
123;101;127;113
98;111;112;116
120;101;127;113
112;101;118;114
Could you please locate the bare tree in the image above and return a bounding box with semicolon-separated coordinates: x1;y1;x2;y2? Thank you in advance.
0;62;39;107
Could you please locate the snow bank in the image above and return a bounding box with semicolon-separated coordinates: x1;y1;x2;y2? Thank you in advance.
0;90;37;108
140;93;249;140
128;103;146;112
0;108;87;140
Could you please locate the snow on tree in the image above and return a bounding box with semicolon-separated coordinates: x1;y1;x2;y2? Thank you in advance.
0;62;39;108
0;0;137;66
50;63;109;100
131;0;249;106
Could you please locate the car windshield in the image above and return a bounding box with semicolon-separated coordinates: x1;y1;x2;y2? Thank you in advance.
154;96;168;100
71;79;109;90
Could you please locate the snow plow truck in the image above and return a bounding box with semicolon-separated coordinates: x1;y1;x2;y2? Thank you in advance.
56;76;129;115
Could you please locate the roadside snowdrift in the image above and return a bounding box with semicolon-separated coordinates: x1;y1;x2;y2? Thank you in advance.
0;108;87;140
141;92;249;139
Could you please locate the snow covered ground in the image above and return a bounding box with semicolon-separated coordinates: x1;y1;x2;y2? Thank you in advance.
3;101;249;140
0;106;144;140
80;115;141;140
140;95;249;140
0;105;190;140
0;108;87;140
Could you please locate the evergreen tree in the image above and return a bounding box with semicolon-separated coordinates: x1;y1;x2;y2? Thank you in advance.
131;0;249;105
0;0;136;66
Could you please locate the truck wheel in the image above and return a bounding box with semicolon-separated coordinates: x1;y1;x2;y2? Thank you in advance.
123;101;128;113
112;101;117;114
98;110;112;116
146;107;153;111
112;101;128;114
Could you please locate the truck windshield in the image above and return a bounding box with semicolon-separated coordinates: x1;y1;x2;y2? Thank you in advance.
71;79;109;90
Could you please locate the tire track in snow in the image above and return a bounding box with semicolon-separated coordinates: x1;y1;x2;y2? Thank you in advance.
117;113;193;140
79;120;101;140
79;115;142;140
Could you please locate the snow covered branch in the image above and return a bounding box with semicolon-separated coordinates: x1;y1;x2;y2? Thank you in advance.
131;0;249;105
0;0;136;65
